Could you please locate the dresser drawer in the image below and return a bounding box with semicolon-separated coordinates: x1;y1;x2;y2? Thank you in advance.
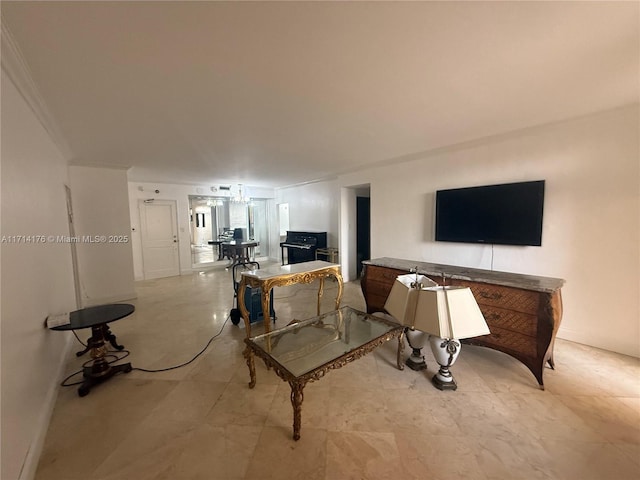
468;326;537;359
365;265;407;285
453;280;539;315
365;293;392;313
362;265;407;313
479;305;537;337
363;266;407;299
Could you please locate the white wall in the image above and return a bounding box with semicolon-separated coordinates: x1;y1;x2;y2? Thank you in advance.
280;105;640;357
1;70;77;480
339;186;358;281
275;180;340;245
68;166;136;306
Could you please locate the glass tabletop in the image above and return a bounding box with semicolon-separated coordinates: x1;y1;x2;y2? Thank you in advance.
248;306;401;377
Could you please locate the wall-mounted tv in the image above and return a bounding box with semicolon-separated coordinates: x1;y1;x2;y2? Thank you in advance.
435;180;545;246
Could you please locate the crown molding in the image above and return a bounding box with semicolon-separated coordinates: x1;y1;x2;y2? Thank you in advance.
1;17;73;160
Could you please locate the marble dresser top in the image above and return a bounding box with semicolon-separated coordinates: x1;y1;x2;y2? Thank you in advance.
363;257;565;293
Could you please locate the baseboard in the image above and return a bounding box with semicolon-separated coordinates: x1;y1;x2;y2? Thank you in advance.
18;334;74;480
557;326;640;358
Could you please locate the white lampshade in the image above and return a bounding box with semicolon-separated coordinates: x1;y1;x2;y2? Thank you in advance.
384;274;438;326
386;275;490;391
414;286;490;340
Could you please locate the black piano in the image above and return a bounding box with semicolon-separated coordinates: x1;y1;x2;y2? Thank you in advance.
280;231;327;265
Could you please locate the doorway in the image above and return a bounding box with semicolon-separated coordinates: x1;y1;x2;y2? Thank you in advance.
340;184;371;281
189;196;222;265
188;196;269;268
356;195;371;278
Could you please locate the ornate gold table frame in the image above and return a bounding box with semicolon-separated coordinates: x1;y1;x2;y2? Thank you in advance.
243;306;405;440
238;260;343;338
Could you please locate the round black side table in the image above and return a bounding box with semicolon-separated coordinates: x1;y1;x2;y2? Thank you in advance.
51;304;135;396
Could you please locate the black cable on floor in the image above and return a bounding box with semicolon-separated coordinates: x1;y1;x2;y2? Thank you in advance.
131;313;231;373
60;350;131;387
61;313;231;387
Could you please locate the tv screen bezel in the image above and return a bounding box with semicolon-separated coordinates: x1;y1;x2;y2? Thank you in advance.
434;180;545;247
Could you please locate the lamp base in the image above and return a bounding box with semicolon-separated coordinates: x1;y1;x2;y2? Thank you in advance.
404;328;429;371
429;336;461;392
431;373;458;391
405;353;427;371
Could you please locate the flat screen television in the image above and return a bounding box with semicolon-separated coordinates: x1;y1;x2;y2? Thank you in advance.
435;180;545;246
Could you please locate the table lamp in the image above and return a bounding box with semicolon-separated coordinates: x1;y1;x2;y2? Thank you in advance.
384;271;438;370
385;274;490;390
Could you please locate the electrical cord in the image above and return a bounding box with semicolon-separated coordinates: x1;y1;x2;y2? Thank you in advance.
60;350;131;387
132;313;230;373
72;329;87;348
60;312;231;387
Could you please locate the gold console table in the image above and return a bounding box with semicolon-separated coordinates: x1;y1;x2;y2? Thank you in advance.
238;260;343;337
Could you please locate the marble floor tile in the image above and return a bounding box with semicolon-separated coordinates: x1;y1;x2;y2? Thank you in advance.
554;394;640;444
537;439;640;480
386;390;463;437
205;381;278;428
34;262;640;480
395;431;488;480
168;423;264;480
244;426;327;480
324;386;395;433
145;379;228;423
473;433;559;480
91;418;198;480
325;431;402;480
496;391;608;443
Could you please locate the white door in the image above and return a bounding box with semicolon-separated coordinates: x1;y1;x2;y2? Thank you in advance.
139;200;180;279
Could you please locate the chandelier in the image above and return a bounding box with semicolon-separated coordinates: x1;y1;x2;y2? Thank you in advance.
231;184;250;204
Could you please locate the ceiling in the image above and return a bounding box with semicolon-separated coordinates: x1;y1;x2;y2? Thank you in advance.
2;1;638;188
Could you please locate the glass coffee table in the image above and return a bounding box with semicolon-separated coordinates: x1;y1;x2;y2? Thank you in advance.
243;306;405;440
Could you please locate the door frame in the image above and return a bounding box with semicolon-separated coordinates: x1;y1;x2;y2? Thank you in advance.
65;185;82;307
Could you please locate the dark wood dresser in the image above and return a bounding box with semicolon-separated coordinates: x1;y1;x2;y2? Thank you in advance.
361;258;565;388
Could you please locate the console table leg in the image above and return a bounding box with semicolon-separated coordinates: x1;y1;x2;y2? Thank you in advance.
261;289;273;338
290;381;305;441
244;346;256;389
238;280;251;337
317;278;325;316
334;273;343;310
